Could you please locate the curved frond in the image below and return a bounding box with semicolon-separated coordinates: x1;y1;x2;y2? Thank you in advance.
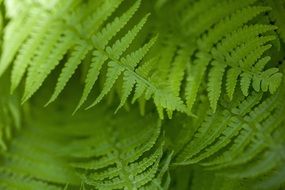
0;0;285;189
55;103;168;189
0;0;187;118
152;0;282;113
174;80;285;184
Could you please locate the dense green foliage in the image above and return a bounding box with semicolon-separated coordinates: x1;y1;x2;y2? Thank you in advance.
0;0;285;189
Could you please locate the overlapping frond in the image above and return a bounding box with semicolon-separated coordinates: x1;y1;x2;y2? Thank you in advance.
0;0;187;118
194;5;282;112
0;0;285;189
0;124;80;190
0;89;171;190
0;90;80;189
65;106;168;189
152;0;283;113
207;26;282;111
174;78;285;187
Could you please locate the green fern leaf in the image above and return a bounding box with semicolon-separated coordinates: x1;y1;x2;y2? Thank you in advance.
63;106;167;189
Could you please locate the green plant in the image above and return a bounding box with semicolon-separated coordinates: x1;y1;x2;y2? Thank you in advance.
0;0;285;189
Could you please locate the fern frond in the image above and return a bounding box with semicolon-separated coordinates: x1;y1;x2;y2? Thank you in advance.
0;93;80;189
85;13;150;109
1;84;171;189
207;31;280;111
1;0;285;189
0;0;119;94
0;0;187;117
172;76;285;189
73;0;142;111
0;5;37;77
152;0;282;113
198;6;272;50
184;0;258;37
57;105;168;189
203;10;281;111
